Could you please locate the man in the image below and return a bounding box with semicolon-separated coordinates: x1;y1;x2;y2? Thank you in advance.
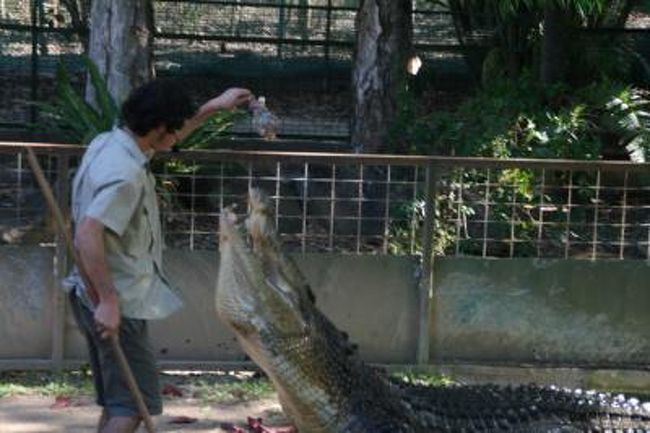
64;80;252;433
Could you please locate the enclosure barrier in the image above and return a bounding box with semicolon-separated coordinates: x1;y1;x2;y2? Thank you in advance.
0;141;649;373
0;0;477;140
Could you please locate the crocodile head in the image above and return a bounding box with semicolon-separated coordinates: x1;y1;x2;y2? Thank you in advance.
216;194;311;351
216;189;419;433
216;190;330;431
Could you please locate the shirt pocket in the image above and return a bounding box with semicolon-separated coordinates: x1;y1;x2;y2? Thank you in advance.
121;189;151;258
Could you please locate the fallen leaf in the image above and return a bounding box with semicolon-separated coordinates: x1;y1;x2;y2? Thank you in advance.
247;417;297;433
220;422;248;433
169;415;198;424
50;396;72;409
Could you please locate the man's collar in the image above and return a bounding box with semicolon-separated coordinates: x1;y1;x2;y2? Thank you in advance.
113;127;152;168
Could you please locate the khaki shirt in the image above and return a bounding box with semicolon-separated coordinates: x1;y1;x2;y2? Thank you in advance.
64;127;183;320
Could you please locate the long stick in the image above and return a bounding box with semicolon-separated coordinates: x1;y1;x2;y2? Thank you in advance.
25;147;157;433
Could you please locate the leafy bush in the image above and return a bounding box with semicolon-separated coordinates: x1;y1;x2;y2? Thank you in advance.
38;57;118;144
394;75;650;163
388;76;650;257
38;57;241;148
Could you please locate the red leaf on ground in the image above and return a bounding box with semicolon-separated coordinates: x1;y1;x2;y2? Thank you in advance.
220;423;248;433
169;415;198;424
247;417;297;433
49;395;72;409
161;383;184;397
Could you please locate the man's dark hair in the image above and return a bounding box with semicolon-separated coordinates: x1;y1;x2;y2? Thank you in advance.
121;79;195;136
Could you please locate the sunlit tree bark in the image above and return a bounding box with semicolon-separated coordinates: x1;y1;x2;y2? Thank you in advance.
86;0;154;106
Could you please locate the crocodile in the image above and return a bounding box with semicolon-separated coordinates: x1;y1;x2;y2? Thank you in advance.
215;188;650;433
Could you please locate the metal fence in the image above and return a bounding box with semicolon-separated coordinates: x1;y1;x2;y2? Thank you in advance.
3;2;650;144
1;141;649;261
0;0;479;141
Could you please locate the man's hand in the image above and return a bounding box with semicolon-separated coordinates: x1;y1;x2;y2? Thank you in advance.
204;88;254;112
175;88;254;142
94;298;121;339
175;88;253;142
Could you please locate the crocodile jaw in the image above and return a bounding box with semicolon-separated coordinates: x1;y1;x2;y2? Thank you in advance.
216;206;335;432
216;197;416;433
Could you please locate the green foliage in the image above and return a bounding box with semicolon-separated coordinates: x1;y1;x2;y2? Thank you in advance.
0;370;94;398
396;76;650;162
38;57;117;144
0;369;275;404
388;180;475;257
38;57;240;148
577;80;650;162
392;370;455;387
438;0;637;85
175;110;245;150
485;0;606;20
389;77;650;256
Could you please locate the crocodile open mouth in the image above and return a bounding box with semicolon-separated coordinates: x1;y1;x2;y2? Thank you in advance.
216;188;310;336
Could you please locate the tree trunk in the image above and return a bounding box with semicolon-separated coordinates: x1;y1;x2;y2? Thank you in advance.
541;3;570;86
86;0;154;107
351;0;412;153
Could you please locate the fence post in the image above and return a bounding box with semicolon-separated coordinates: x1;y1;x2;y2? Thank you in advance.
30;0;41;131
277;0;286;58
51;154;70;370
416;163;438;365
324;0;332;92
325;0;332;62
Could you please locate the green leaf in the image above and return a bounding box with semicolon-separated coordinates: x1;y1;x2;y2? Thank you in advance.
176;109;243;149
626;135;648;163
56;61;102;140
83;56;118;129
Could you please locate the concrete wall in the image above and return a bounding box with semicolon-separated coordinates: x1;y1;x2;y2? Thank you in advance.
2;246;649;372
2;247;419;366
432;258;650;367
0;247;55;360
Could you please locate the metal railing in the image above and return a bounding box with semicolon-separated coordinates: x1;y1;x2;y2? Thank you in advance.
1;141;650;369
1;141;649;261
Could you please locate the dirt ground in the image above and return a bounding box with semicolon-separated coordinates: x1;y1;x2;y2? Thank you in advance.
0;395;288;433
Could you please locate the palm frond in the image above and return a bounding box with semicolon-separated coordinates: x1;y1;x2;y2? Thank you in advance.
176;109;244;149
83;56;118;130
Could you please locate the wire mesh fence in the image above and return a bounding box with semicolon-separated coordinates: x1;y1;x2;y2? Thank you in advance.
1;142;649;261
2;2;650;143
0;148;63;245
0;0;483;142
156;158;426;254
436;167;650;260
